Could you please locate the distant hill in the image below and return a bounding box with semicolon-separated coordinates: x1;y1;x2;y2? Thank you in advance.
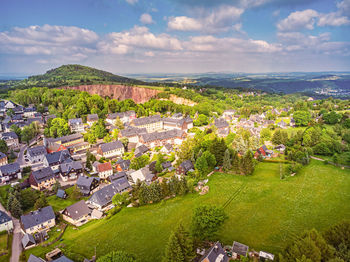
22;64;146;87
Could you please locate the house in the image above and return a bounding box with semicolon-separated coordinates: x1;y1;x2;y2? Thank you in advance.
97;162;113;179
129;166;154;183
88;178;131;210
139;129;186;148
176;160;194;175
59;160;83;181
106;110;136;125
91;209;104;219
161;161;174;172
277;120;287;129
43;150;72;173
68;118;84;133
290;117;296;127
214;119;230;137
0;152;8;166
52;255;74;262
66;141;90;154
274;144;286;153
134;144;149;158
0;210;13;231
62;200;91;226
162;117;193;131
1;131;19;149
254;145;273;159
119;126;147;143
20;206;56;234
29;167;56;190
76;176;100;196
44;133;84;153
108;172;127;183
199;241;229;262
27;254;45;262
56;189;67;199
130;115;163;132
27;146;47;164
4;100;16;109
97;141;124;159
23;106;37;118
159;143;173;154
115;159;131;172
0;162;21;183
86;114;99;126
22;233;36;249
232;241;249;259
223;109;236;119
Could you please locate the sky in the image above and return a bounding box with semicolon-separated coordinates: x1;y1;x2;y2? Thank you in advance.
0;0;350;75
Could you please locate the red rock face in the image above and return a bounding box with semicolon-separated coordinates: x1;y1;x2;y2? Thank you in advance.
62;85;160;103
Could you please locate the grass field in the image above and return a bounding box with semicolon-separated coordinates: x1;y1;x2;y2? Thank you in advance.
25;160;350;261
0;232;10;262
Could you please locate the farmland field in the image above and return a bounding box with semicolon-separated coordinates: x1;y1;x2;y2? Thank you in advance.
25;160;350;261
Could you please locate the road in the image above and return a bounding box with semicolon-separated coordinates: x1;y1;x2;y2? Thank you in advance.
0;202;22;262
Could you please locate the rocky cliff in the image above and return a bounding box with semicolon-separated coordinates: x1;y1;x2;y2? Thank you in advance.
62;85;160;103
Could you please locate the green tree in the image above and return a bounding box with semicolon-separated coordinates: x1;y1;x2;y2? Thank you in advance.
0;140;8;153
293;110;311;127
96;251;137;262
34;193;48;210
195;155;209;176
240;151;255;175
191;205;226;241
48;118;70;138
71;185;82;200
223;149;232;171
323;111;342;125
7;193;23;218
130;155;150;170
163;224;194;262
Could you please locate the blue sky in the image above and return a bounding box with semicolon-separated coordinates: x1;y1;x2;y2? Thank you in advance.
1;0;350;75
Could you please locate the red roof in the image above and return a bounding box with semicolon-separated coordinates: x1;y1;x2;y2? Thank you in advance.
97;162;113;173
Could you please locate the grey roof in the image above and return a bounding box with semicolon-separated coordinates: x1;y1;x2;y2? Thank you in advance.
27;254;45;262
49;133;83;144
0;162;20;176
0;210;11;224
141;129;185;143
107;110;135;120
21;206;55;230
112;176;131;192
89;184;119;207
116;159;131;171
45;150;71;165
76;176;99;195
134;144;149;158
132;115;161;126
60;160;83;174
100;141;124;153
1;131;18;140
214;119;229;129
27;146;47;158
56;189;66;199
120;126;147;137
68;118;83;126
108;172;127;182
31;167;55;184
200;242;228;262
232;241;249;257
22;234;36;248
180;160;194;173
87;114;99;122
52;256;74;262
64;200;91;220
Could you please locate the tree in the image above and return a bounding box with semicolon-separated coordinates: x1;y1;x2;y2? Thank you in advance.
130;155;150;170
195;155;209;176
191;205;226;241
71;185;82;200
293;111;311;127
34;193;48;210
104;133;113;143
231;150;240;172
21;126;34;144
323;111;342;125
240;151;255;175
96;251;137;262
47;118;70;138
260;128;272;143
272;129;288;145
209;138;227;166
223;149;232;171
52;180;61;193
7;193;23;218
193;114;208;126
0;140;8;153
163;224;194;262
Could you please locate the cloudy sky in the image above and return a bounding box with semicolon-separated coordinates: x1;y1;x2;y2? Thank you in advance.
1;0;350;75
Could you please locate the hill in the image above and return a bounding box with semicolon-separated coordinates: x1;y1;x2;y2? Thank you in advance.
25;64;145;87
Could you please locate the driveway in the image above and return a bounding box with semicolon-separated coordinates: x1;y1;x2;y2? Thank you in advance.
0;202;22;262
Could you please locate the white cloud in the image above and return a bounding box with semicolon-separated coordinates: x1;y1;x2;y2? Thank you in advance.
140;13;154;25
98;26;183;55
125;0;137;5
168;5;244;32
318;12;350;26
167;16;202;31
277;9;318;31
337;0;350;15
0;24;98;56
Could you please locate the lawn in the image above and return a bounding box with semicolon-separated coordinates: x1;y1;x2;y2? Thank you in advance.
0;232;10;262
47;187;81;212
25;160;350;261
